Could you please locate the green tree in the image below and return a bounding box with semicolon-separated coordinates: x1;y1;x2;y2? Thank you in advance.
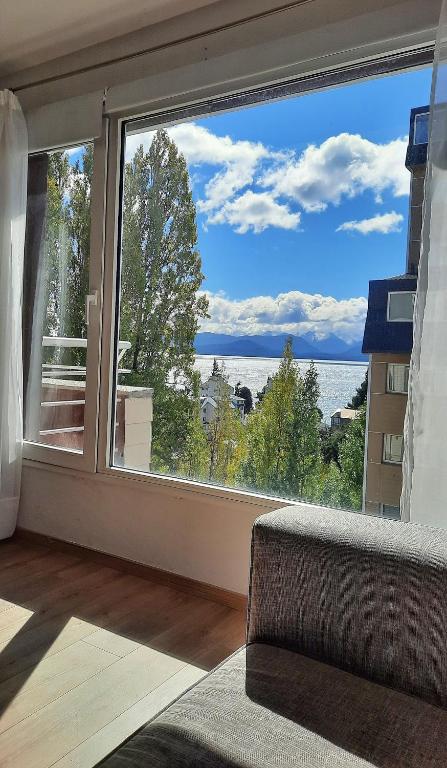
44;147;92;367
207;375;246;484
177;373;210;481
285;361;322;498
235;382;253;414
239;340;322;499
337;404;366;510
320;425;346;468
347;371;368;409
65;146;93;352
119;130;209;469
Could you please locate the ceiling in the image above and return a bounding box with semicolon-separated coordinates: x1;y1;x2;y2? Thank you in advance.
0;0;220;77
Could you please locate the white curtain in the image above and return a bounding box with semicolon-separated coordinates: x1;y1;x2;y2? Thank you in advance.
401;2;447;526
0;91;28;538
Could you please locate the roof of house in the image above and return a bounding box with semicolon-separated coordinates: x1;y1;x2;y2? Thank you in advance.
331;408;357;420
362;275;417;354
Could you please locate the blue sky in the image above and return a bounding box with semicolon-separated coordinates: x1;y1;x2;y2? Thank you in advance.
125;66;432;343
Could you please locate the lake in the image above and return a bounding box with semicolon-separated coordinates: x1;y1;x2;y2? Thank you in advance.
194;355;368;424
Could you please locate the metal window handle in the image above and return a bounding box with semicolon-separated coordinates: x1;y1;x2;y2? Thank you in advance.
85;291;98;327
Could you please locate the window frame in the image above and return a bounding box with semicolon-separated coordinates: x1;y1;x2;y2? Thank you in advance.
413;111;429;145
386;363;410;394
22;120;109;473
382;433;404;465
387;291;416;323
92;51;431;502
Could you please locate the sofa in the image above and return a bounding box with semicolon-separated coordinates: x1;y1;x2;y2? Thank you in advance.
101;505;447;767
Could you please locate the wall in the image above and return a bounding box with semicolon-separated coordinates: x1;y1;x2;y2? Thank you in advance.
19;462;288;595
364;353;409;512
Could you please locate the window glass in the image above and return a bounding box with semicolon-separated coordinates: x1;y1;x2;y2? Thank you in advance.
387;292;415;322
23;144;92;452
383;434;404;464
387;363;410;393
414;112;429;145
111;66;431;514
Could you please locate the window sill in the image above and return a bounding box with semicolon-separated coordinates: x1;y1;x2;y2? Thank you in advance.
22;456;363;517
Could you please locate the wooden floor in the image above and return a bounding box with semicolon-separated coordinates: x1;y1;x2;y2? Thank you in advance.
0;539;246;768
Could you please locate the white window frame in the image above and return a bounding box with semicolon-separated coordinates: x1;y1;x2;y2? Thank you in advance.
22;120;109;472
383;433;404;465
413;111;429;145
386;363;410;394
96;57;430;499
387;291;416;322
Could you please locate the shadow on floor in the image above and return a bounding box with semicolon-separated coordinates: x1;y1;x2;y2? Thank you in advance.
0;538;245;718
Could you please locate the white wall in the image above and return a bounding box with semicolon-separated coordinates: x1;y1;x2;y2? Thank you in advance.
19;462;286;594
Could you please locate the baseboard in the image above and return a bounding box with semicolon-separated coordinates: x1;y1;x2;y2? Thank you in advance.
14;527;248;613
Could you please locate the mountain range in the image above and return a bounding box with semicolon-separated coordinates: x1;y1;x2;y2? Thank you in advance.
194;332;366;362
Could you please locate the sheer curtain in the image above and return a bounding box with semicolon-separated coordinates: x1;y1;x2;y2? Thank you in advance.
0;91;28;538
401;1;447;526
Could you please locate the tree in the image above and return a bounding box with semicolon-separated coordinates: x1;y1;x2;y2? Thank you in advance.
239;340;322;500
347;370;368;410
235;382;253;414
285;361;322;498
177;373;210;481
207;373;246;484
320;425;346;468
119;130;209;470
337;404;366;510
44;147;93;367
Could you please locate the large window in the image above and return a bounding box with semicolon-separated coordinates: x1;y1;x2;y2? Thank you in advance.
109;65;430;512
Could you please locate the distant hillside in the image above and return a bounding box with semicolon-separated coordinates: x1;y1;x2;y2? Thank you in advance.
195;333;367;362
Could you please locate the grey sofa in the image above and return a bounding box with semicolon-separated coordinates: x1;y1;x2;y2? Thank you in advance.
101;506;447;767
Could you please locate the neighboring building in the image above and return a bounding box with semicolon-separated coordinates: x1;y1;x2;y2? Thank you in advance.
362;106;428;521
330;408;358;429
200;370;234;401
200;371;245;428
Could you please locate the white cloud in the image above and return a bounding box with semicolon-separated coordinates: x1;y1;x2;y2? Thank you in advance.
261;133;409;212
336;210;404;235
207;190;301;234
200;289;367;342
125;125;409;235
168;123;269;215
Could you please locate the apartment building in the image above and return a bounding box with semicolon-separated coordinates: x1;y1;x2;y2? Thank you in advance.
362;106;428;519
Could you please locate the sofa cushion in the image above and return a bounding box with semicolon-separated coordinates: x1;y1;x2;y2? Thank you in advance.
100;643;447;768
248;506;447;708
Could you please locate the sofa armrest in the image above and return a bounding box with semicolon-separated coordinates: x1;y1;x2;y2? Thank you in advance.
247;505;447;709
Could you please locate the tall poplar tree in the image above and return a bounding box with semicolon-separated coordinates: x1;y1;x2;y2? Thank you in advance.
119;130;209;469
44;146;92;367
